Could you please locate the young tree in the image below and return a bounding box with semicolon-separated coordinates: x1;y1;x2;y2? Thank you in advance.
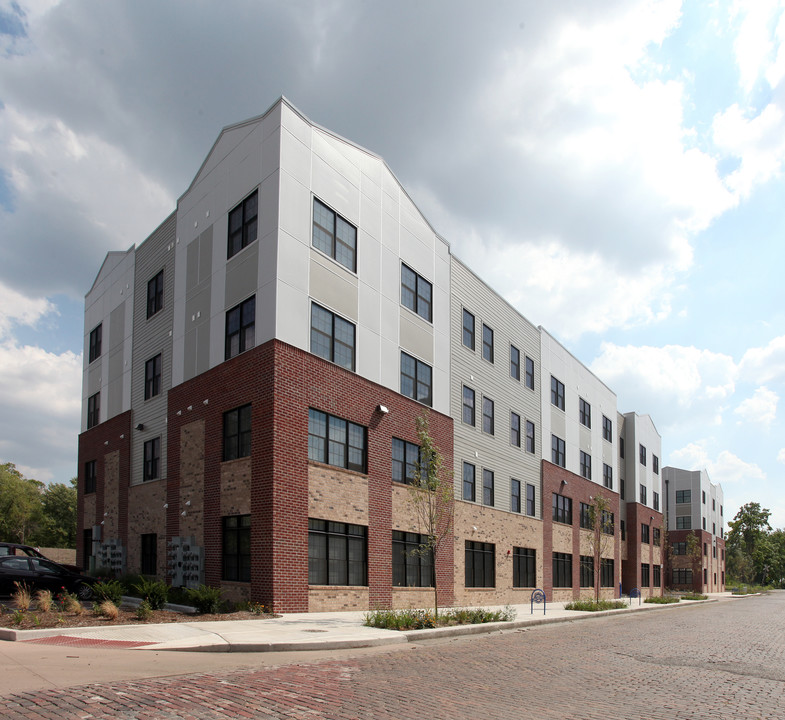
587;495;614;602
409;412;454;618
686;531;703;591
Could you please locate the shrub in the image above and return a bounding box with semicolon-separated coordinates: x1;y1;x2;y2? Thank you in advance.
94;599;120;620
681;593;708;601
237;601;270;615
135;600;153;621
645;596;680;604
12;582;32;611
63;592;83;614
565;599;627;612
133;577;169;610
35;589;53;612
185;584;223;614
364;605;516;630
93;579;125;607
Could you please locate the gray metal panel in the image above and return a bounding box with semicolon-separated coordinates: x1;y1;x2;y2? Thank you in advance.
107;377;123;418
88;364;101;396
309;255;359;321
399;312;434;364
225;243;259;309
109;304;125;351
108;346;124;385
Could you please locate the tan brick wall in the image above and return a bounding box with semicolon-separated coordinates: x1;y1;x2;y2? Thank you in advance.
127;480;166;575
103;450;120;539
309;587;369;611
552;523;572;553
308;463;368;525
392;587;437;610
82;494;97;531
180;420;205;544
221;582;252;604
220;458;251;516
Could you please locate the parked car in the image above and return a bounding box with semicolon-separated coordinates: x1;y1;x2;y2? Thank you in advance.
0;542;82;573
0;555;96;600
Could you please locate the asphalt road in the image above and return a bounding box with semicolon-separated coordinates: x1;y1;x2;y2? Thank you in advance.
2;592;783;719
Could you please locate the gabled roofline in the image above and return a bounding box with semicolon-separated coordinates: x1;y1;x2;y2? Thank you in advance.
86;246;135;297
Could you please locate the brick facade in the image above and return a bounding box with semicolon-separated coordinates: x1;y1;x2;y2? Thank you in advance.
622;502;664;597
667;529;726;593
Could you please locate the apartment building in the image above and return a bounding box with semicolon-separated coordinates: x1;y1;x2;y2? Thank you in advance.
663;467;725;593
78;97;665;611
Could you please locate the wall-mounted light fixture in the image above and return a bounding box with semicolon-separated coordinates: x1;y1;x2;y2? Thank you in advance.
377;404;389;414
136;423;144;431
181;511;187;517
163;503;168;509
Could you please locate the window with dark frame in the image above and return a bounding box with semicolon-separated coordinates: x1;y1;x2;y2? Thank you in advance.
462;386;475;426
308;519;367;586
463;462;476;502
143;437;160;481
551;376;565;410
602;415;612;442
602;510;615;535
225;296;255;360
552;493;572;524
526;483;536;516
672;541;687;555
620;479;625;499
462;309;475;350
141;533;157;576
653;527;661;546
676;489;691;503
310;303;355;371
312;197;357;272
676;516;691;529
551;434;565;467
223;404;251;461
639;444;647;466
601;558;614;587
465;540;495;588
640;483;647;505
579;398;591;428
621;519;626;540
87;392;100;429
510;411;520;447
653;454;659;474
702;490;706;504
482;324;494;363
401;264;432;321
525;356;535;390
653;491;660;511
672;568;692;585
222;515;251;582
482;469;494;506
392;531;433;587
641;562;650;587
482;396;494;435
641;523;650;544
308;408;367;473
510;345;520;380
580;555;594;588
144;354;162;400
603;463;613;489
580;502;592;529
580;451;591;480
513;547;536;588
147;270;164;319
511;478;521;513
84;460;97;494
88;324;102;363
227;190;259;259
526;420;535;453
552;552;572;588
653;564;661;588
392;438;420;485
400;352;432;407
619;436;625;458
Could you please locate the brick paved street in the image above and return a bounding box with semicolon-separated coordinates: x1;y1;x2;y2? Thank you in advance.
4;593;785;719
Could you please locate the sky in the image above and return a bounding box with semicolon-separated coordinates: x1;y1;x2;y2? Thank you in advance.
0;0;783;530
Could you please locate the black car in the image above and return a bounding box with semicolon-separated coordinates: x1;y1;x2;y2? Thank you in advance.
0;555;95;600
0;542;82;573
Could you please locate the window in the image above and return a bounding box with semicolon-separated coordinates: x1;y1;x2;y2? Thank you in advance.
392;438;419;485
308;519;367;586
147;270;164;319
482;469;494;506
653;527;661;546
463;462;476;502
620;479;625;500
603;463;613;490
620;519;626;540
511;479;521;513
672;542;687;555
551;376;565;410
579;398;591;428
311;304;355;371
465;541;495;588
225;296;255;360
526;483;536;516
639;444;647;466
720;504;723;516
227;190;258;259
223;404;251;461
673;568;692;585
525;356;535;390
510;345;520;380
462;309;475;350
513;547;536;588
400;352;432;406
312;198;356;272
526;420;535;453
401;264;432;321
676;489;691;504
713;522;716;535
712;498;716;511
640;484;647;505
482;324;494;363
640;523;650;544
713;544;717;558
308;409;367;473
84;460;97;494
393;531;433;587
144;354;162;400
653;491;660;511
510;412;520;447
580;502;592;530
702;490;706;504
653;565;661;588
88;324;102;363
703;542;708;556
551;435;565;467
580;556;594;588
653;455;659;474
553;552;572;588
676;516;691;529
87;392;100;429
601;558;614;587
552;493;572;525
602;510;615;535
462;386;475;426
141;533;157;576
641;563;650;587
619;437;625;459
143;437;160;481
482;396;495;435
602;415;612;442
580;451;592;480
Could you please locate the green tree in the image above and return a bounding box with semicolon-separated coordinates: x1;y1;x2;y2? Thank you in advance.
727;502;773;584
409;412;454;619
0;463;44;543
686;531;702;590
36;478;77;547
586;495;614;602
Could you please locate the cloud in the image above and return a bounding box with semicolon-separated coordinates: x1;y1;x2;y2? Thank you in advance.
0;280;55;339
739;335;785;384
778;448;785;463
669;441;766;485
734;386;779;426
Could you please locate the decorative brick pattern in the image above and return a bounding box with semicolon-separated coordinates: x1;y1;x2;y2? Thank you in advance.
309;464;369;525
126;479;166;575
220;458;251;516
622;502;664;597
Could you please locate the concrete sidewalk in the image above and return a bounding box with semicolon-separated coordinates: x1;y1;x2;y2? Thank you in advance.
0;593;737;653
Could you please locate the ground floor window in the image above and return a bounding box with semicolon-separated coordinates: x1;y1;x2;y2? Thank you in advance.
223;515;251;582
600;558;614;587
309;519;367;586
653;564;661;588
553;552;572;588
141;533;157;576
672;568;692;585
82;528;92;572
392;531;433;587
512;547;535;588
465;541;495;588
641;562;650;587
580;555;594;588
